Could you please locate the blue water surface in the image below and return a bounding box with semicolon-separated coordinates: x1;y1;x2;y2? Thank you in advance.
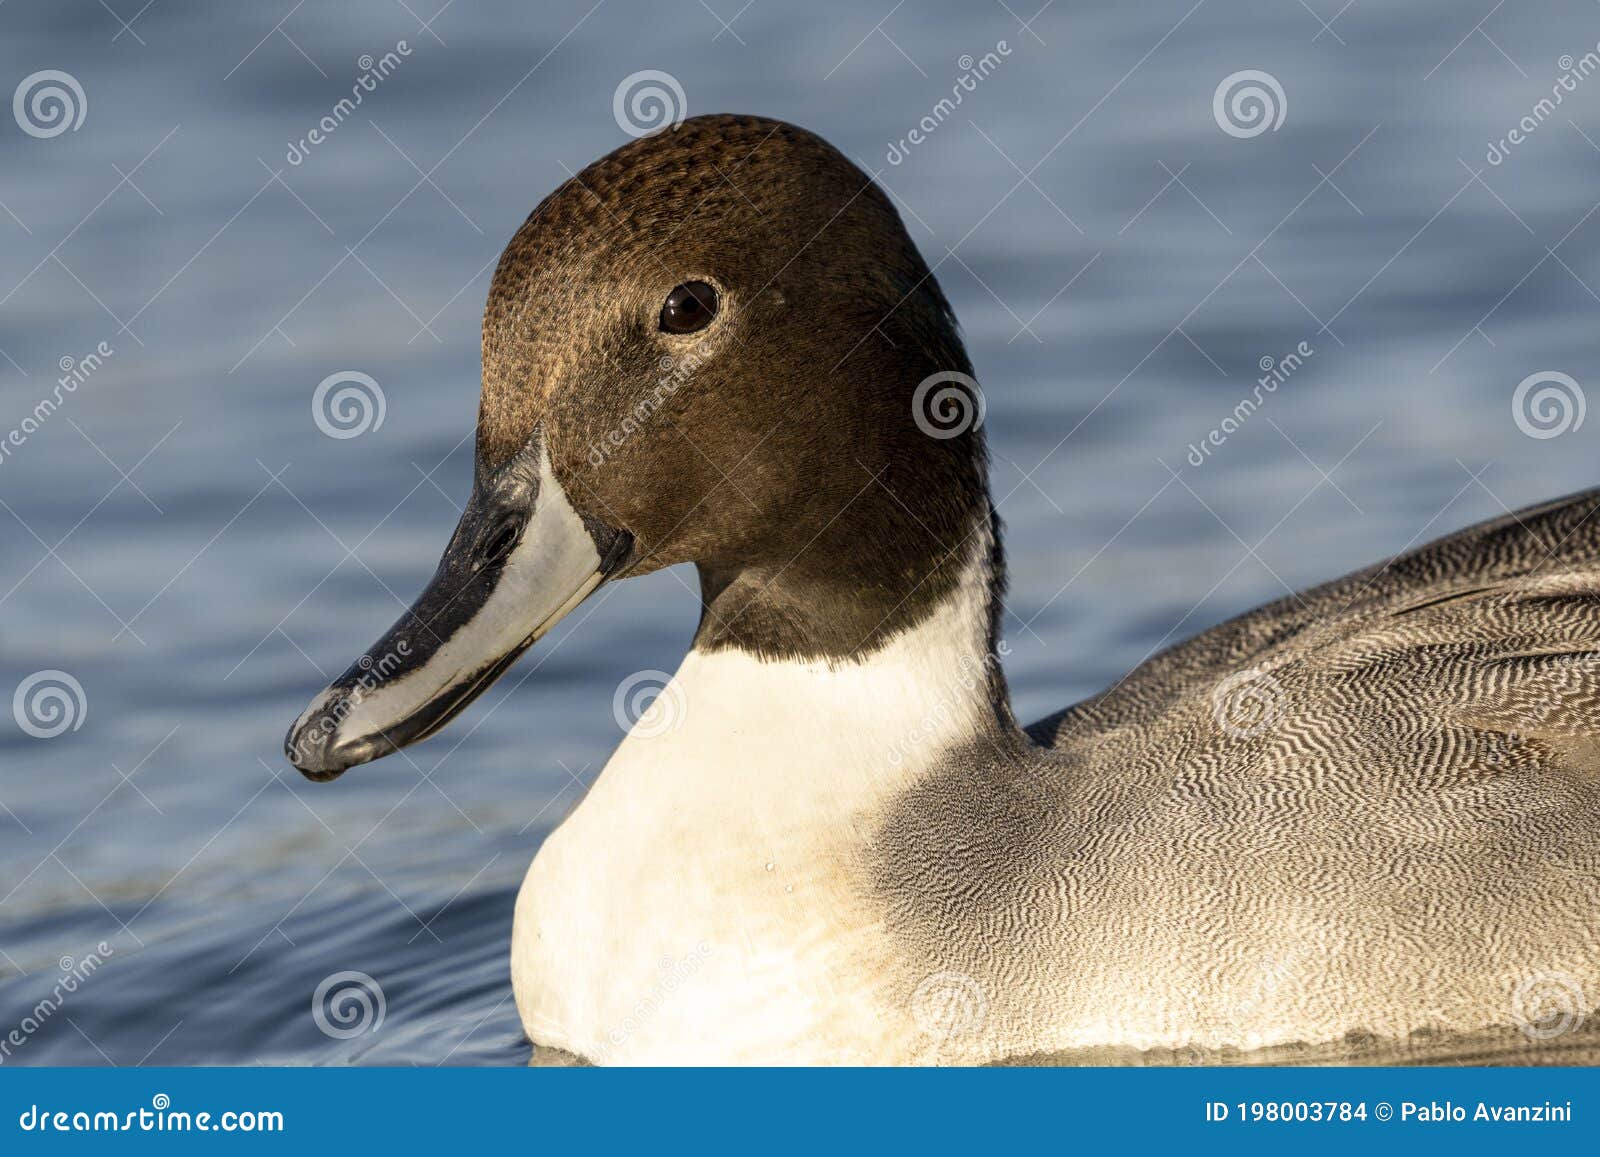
1;0;1598;1064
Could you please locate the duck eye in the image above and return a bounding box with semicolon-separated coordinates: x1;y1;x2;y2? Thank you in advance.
479;520;520;568
659;281;719;335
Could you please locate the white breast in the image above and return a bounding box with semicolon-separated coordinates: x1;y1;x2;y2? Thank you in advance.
510;550;1000;1064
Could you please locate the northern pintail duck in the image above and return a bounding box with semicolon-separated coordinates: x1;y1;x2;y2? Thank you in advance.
287;115;1600;1065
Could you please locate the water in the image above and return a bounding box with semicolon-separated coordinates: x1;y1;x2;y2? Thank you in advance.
1;0;1597;1065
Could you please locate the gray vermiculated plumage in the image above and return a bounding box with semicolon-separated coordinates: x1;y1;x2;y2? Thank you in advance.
873;492;1600;1061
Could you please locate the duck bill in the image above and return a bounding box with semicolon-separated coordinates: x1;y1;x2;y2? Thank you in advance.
285;436;631;781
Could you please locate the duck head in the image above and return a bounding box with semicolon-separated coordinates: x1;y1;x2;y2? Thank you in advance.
286;114;996;780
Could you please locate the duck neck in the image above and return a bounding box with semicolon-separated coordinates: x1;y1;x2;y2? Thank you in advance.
687;492;1020;761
